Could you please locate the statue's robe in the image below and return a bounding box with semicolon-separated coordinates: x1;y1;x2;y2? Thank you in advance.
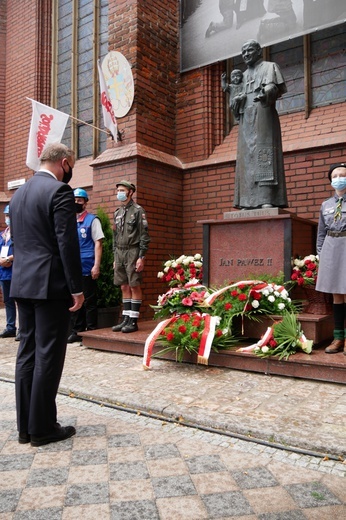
233;59;288;209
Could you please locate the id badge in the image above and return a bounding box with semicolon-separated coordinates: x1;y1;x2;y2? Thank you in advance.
0;245;9;258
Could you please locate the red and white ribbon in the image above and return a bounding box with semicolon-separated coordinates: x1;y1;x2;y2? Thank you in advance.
197;315;218;365
205;280;262;305
143;317;175;369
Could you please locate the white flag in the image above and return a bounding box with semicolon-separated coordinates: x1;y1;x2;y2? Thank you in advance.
26;99;69;171
97;60;118;141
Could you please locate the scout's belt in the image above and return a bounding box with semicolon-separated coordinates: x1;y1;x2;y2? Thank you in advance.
116;245;139;250
327;231;346;237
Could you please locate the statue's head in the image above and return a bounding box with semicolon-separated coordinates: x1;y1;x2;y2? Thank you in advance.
241;40;262;67
230;69;243;85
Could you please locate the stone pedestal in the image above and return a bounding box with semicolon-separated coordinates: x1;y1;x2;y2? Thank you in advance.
199;209;317;286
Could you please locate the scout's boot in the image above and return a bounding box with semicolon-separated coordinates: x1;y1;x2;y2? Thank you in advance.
325;339;344;354
112;315;130;332
122;318;138;333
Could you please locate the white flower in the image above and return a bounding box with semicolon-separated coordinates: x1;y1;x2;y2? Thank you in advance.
268;295;275;303
222;328;228;335
262;346;269;353
287;297;291;303
157;272;164;279
251;300;260;308
194;253;202;260
164;260;172;267
305;254;317;262
274;291;280;297
171;261;178;268
278;303;285;310
262;289;269;296
254;346;260;352
163;266;170;273
194;261;202;268
176;255;185;264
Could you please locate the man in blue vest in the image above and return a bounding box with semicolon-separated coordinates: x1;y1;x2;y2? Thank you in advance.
0;205;17;338
67;188;104;343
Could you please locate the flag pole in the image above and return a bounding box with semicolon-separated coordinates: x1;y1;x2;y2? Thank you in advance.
68;115;111;137
25;98;113;138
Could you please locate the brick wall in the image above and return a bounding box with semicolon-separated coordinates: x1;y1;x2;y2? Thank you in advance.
2;0;51;194
1;0;345;320
0;0;6;193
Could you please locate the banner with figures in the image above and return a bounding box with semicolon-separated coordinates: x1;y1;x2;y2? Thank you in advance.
97;59;118;141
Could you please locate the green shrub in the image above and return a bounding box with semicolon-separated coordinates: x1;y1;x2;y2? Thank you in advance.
96;207;122;308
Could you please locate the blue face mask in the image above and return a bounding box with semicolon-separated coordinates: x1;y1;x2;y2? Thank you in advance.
117;192;128;202
331;178;346;191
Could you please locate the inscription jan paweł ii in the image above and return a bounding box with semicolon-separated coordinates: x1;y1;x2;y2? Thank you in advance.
219;258;273;267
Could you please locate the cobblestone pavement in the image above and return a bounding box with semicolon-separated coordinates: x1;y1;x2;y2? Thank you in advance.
0;309;345;518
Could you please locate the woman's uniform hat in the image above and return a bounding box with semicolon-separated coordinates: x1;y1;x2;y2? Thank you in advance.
116;180;136;192
328;162;346;181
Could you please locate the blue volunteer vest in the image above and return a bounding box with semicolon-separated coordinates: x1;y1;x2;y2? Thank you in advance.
77;213;96;276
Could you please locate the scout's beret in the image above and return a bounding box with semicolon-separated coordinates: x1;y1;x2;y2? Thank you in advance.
116;180;136;192
328;162;346;181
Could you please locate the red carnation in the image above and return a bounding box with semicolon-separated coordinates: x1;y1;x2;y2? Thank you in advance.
166;332;174;341
191;331;199;339
238;293;247;301
178;325;187;333
216;329;223;337
224;302;232;310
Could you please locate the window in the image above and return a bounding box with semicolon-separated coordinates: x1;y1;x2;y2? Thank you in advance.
53;0;109;159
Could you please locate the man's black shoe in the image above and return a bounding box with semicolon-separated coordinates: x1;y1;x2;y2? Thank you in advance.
67;334;82;343
0;329;16;338
15;333;21;342
18;432;30;444
122;320;138;333
31;425;76;447
112;316;129;332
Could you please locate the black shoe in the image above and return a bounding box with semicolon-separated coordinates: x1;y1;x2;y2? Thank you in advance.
18;432;30;444
0;329;16;338
122;320;138;333
67;333;82;343
112;315;130;332
31;425;76;447
15;333;21;342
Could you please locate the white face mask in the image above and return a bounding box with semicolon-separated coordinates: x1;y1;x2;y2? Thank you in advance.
5;217;10;227
331;178;346;191
117;192;128;202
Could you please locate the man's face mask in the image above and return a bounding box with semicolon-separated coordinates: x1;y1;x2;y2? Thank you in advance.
331;177;346;191
117;191;128;202
62;163;73;184
75;203;84;213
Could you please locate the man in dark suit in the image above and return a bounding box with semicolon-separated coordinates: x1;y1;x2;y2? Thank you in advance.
10;142;84;447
